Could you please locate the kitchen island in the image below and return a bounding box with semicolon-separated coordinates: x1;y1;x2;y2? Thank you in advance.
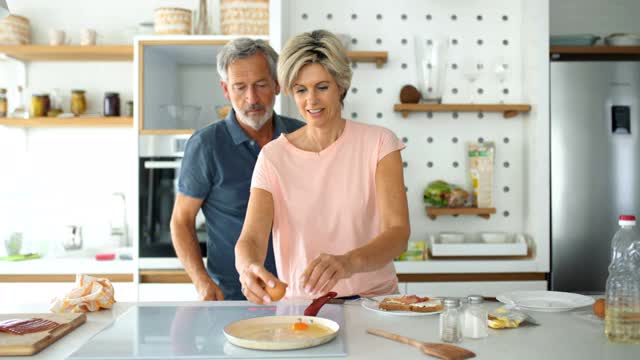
1;301;637;359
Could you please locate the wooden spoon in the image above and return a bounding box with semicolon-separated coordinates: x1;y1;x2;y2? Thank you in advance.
367;328;476;360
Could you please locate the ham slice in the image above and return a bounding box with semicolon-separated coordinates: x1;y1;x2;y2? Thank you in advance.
396;295;431;305
0;318;60;335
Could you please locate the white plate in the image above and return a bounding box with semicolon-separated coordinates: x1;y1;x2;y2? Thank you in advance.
361;296;443;316
497;291;595;312
223;315;339;350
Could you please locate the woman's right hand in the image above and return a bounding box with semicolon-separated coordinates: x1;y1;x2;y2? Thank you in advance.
239;263;280;304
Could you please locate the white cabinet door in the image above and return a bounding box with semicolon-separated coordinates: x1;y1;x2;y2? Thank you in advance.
0;282;137;305
138;284;200;302
406;281;547;297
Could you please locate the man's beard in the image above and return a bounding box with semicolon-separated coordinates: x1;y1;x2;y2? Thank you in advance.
235;103;274;130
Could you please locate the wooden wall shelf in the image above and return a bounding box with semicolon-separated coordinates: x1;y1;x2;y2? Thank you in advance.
0;46;388;66
550;46;640;55
347;51;388;68
394;104;531;119
0;117;133;128
426;207;497;220
0;45;133;61
550;46;640;61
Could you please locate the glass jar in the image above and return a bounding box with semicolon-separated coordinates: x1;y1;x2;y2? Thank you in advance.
42;94;51;115
440;298;463;343
463;295;488;339
71;90;87;116
0;88;7;117
125;100;134;117
104;92;120;117
30;94;47;117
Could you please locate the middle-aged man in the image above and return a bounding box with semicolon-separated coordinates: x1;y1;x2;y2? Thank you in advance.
170;38;305;300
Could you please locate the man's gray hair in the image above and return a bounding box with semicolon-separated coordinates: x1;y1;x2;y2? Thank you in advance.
216;38;278;82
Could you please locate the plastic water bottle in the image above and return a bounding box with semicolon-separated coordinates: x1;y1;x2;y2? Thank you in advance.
605;215;640;343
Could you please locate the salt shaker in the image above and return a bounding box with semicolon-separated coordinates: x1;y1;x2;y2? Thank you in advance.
439;298;463;343
463;295;489;339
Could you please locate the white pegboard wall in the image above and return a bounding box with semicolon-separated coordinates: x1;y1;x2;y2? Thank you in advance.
283;0;537;243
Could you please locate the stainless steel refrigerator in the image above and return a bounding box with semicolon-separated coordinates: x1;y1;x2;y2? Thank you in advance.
551;60;640;293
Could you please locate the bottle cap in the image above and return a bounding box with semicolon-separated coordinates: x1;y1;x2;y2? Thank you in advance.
467;295;484;304
443;298;461;308
619;215;636;226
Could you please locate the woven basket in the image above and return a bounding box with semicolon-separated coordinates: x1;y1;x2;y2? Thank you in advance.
154;7;192;35
0;15;31;45
220;0;269;35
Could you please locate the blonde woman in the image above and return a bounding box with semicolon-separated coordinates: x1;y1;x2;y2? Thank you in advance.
235;30;410;303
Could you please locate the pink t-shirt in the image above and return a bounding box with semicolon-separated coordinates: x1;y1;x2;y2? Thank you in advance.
251;120;405;298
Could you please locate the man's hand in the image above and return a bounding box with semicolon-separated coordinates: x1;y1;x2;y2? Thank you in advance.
194;278;225;301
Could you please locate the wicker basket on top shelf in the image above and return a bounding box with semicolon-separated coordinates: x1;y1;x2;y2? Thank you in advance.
220;0;269;35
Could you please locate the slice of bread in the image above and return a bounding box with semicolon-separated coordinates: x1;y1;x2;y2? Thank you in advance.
378;297;443;313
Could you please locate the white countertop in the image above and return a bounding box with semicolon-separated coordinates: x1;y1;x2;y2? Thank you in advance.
1;301;636;360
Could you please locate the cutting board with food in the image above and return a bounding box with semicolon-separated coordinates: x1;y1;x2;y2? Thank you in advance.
0;313;86;356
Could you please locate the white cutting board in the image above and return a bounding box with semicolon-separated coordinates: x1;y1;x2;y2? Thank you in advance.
0;313;86;356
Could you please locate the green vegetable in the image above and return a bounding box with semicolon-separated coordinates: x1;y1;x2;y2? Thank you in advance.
423;180;452;208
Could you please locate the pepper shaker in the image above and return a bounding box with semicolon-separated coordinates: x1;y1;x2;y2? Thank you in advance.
439;298;463;343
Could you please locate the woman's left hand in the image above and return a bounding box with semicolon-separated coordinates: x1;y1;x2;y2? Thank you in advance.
300;253;353;296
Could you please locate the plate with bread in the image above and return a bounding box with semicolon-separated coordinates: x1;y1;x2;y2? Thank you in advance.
362;294;443;316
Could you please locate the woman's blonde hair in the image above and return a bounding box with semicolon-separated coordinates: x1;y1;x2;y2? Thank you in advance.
278;30;352;105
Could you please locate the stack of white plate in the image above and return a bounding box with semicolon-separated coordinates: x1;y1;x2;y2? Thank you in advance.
0;15;31;45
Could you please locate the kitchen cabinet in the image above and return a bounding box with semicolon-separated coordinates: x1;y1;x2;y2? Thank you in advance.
0;282;137;304
136;38;240;134
135;38;388;134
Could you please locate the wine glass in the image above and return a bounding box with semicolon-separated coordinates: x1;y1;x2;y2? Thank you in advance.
493;57;511;103
462;59;484;103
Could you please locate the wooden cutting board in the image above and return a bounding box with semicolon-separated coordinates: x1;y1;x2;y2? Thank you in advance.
0;313;86;356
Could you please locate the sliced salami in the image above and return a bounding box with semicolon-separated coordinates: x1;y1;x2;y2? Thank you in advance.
0;318;60;335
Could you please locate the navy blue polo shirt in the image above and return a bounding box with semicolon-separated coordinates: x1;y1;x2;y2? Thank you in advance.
178;110;305;300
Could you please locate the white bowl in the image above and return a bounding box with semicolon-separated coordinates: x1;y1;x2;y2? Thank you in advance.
605;33;640;46
479;232;512;243
438;232;465;244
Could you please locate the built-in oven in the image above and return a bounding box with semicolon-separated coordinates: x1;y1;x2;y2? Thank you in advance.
139;135;207;257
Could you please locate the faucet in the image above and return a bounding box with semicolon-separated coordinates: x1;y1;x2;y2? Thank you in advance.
110;192;129;247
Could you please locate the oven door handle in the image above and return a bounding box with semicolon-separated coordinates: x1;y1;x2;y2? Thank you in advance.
144;160;182;169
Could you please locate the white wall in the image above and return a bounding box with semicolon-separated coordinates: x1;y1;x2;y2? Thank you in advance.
0;0;201;255
550;0;640;35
